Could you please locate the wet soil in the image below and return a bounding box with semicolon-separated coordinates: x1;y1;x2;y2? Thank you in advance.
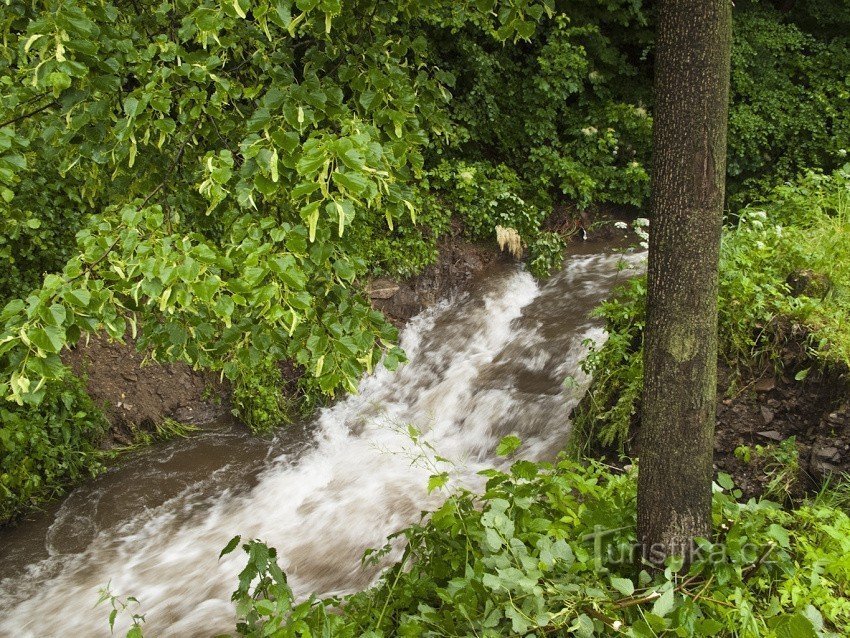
64;232;507;446
63;335;230;446
587;359;850;501
369;234;506;326
713;363;850;500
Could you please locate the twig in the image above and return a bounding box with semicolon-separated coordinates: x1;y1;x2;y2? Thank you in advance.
691;574;714;604
139;116;203;208
0;99;58;128
742;542;776;581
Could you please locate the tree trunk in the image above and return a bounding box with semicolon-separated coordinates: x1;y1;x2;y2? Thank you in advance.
637;0;732;564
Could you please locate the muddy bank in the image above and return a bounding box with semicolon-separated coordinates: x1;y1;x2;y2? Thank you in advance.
581;358;850;500
369;235;505;326
64;335;230;446
64;234;506;444
714;363;850;500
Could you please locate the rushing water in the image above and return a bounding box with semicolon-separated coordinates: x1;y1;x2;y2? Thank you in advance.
0;248;642;637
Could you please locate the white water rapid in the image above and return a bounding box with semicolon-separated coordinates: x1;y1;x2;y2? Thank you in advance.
0;250;642;637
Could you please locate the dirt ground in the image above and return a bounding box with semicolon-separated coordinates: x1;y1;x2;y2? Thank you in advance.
64;334;230;446
586;359;850;500
63;231;505;445
369;230;505;326
713;363;850;500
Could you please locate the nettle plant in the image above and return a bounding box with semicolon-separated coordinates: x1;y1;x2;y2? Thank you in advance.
0;0;554;415
215;454;850;638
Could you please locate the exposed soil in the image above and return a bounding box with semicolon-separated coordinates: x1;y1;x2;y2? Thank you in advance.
64;335;230;446
368;229;506;326
545;202;639;243
713;363;850;501
587;359;850;501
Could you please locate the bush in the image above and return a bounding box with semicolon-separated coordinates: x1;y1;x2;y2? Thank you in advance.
727;4;850;204
426;160;567;276
221;455;850;637
0;376;108;522
230;357;293;435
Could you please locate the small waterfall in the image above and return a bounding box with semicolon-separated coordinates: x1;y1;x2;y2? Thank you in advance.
0;251;642;637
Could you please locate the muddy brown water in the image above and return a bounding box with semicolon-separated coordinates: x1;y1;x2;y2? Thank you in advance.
0;247;643;637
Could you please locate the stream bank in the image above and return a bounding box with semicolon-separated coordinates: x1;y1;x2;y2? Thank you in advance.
578;354;850;501
63;235;505;448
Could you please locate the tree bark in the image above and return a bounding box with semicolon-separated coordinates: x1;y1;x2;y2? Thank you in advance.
637;0;732;564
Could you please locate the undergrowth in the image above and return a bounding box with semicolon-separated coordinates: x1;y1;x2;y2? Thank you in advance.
0;375;108;523
573;166;850;453
207;453;850;637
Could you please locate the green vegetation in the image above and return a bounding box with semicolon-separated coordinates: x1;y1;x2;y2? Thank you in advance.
574;166;850;453
216;453;850;637
2;0;847;416
0;376;107;521
734;438;803;505
116;417;201;449
1;0;849;634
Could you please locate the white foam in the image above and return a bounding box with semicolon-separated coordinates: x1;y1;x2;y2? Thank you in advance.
0;253;640;637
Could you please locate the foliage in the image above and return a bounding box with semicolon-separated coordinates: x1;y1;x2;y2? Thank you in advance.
0;0;556;413
0;374;107;522
230;356;293;434
727;3;850;204
734;437;803;505
426;160;567;277
572;274;645;455
115;417;201;450
429;0;850;212
431;2;653;209
719;167;850;369
2;0;849;424
219;453;850;637
574;167;850;452
96;583;145;638
526;230;567;279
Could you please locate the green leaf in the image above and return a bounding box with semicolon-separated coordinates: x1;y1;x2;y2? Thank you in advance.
220;535;242;559
427;473;448;493
651;588;675;618
515;20;535;40
64;287;91;309
496;435;521;456
771;613;818;638
333;171;369;197
29;325;66;354
767;523;790;549
0;299;25;322
332;259;354;281
610;576;634;597
48;304;67;326
339;148;365;171
716;472;735;491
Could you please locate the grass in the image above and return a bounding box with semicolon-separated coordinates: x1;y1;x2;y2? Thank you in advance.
572;166;850;454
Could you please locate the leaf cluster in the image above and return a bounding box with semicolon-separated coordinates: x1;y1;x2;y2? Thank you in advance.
221;455;850;637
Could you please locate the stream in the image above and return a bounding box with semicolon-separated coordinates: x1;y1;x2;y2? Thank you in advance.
0;247;642;637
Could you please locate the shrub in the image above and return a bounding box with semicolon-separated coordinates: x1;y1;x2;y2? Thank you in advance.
0;376;108;522
221;455;850;637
